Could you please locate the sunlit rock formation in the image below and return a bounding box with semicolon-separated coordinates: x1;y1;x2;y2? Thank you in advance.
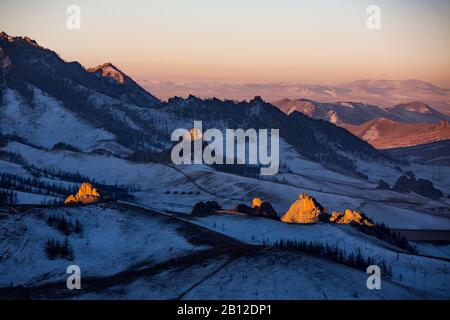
64;194;77;204
64;183;102;205
330;209;374;226
184;128;203;141
252;197;264;208
281;193;327;224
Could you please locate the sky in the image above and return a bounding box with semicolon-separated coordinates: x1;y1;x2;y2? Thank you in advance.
1;0;449;86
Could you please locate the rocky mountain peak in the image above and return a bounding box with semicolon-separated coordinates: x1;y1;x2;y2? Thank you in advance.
0;31;16;43
0;32;41;48
88;62;126;84
250;96;264;103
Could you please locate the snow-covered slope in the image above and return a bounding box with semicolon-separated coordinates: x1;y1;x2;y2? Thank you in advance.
0;203;209;288
188;213;450;298
0;87;122;151
2;140;449;230
384;140;450;166
0;203;443;299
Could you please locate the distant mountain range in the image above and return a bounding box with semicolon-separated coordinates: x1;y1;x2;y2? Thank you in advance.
273;99;450;150
143;79;450;113
272;99;450;126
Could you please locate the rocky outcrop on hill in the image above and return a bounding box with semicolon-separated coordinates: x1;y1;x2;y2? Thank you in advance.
252;197;264;208
392;172;443;200
191;201;222;216
281;193;328;224
251;198;278;220
377;179;391;190
64;183;102;205
184;128;203;141
235;198;279;220
330;209;374;226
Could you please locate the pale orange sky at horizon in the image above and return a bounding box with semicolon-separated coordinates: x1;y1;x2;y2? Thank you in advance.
1;0;449;87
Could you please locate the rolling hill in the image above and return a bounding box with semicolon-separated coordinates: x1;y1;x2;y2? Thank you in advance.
342;119;450;149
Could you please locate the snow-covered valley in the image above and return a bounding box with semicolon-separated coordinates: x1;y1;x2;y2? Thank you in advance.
1;203;447;300
1;32;449;300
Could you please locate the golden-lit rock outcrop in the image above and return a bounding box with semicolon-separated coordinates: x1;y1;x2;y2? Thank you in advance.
330;209;374;226
64;182;102;205
184;128;203;141
252;197;264;208
281;193;327;224
64;194;77;204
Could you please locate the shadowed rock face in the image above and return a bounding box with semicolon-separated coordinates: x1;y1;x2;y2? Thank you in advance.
236;198;278;220
191;201;222;216
64;183;102;205
236;204;254;215
377;179;391;190
330;209;374;226
252;198;278;220
392;171;443;200
281;193;327;224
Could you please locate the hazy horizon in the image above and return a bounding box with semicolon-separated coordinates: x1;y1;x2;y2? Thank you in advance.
1;0;449;88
